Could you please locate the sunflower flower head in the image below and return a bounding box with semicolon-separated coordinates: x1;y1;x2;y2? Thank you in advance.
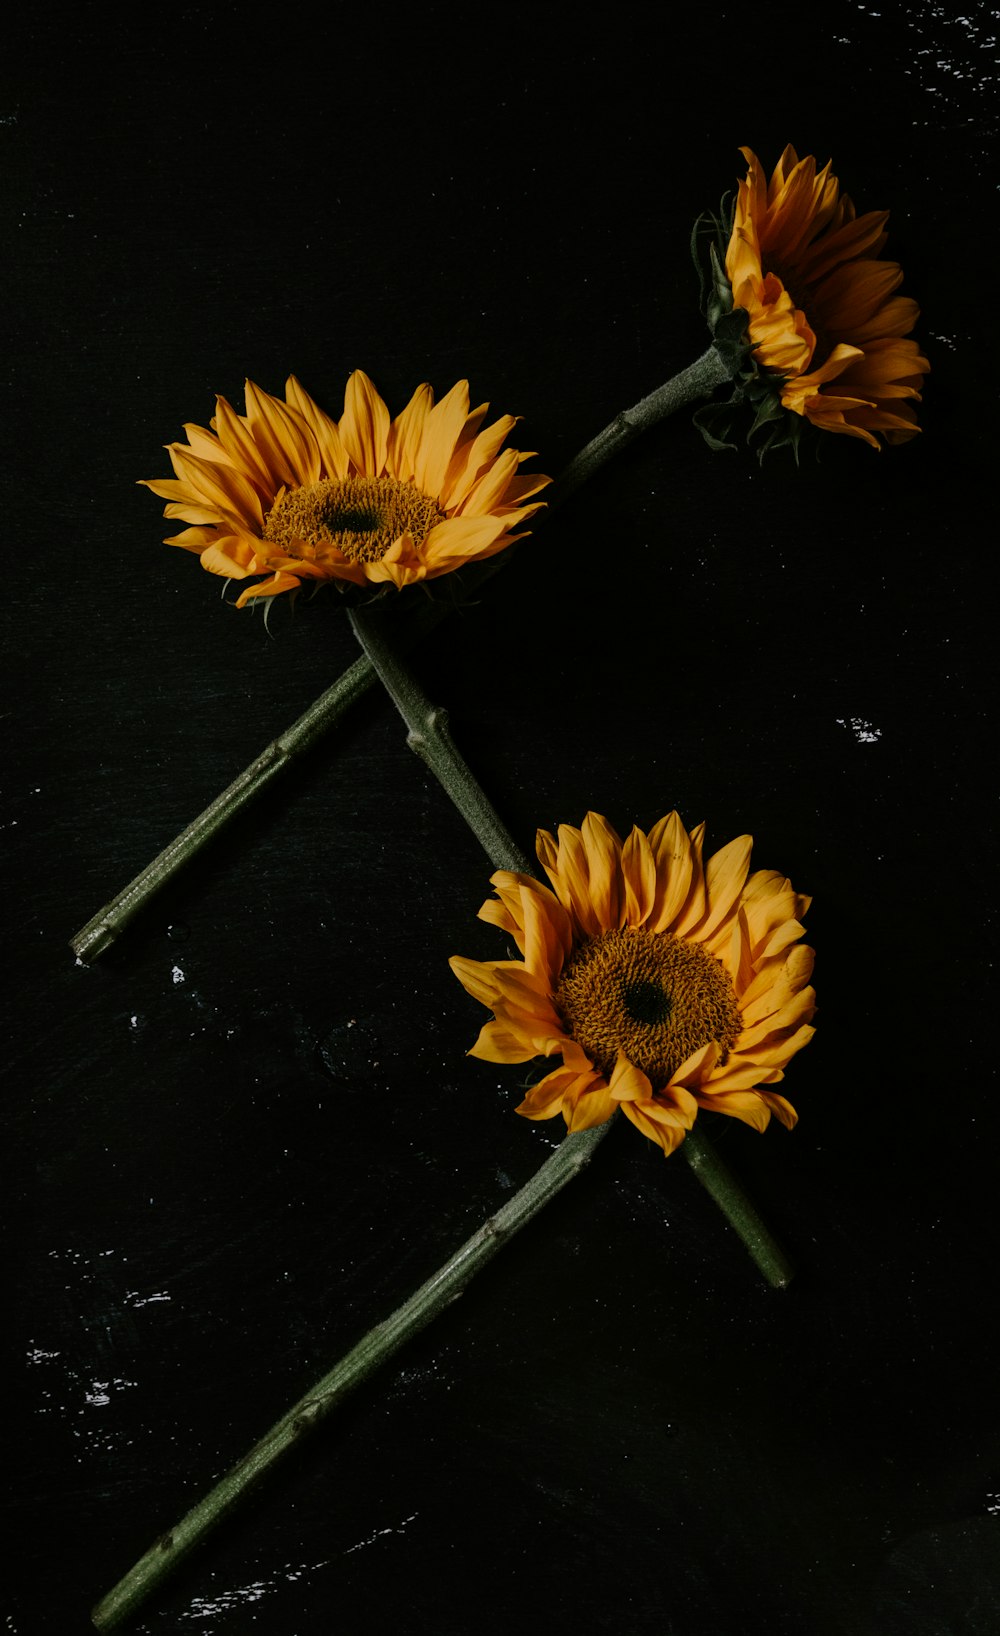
450;812;816;1157
692;146;928;456
142;372;550;604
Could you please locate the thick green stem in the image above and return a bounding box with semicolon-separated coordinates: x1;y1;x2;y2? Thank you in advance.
90;1120;612;1631
347;606;531;874
556;346;732;502
681;1124;795;1289
70;346;735;961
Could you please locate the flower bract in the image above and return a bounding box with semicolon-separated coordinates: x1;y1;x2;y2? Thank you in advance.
724;145;929;448
450;812;816;1157
142;373;549;603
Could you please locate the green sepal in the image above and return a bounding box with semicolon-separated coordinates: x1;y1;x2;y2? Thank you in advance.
711;306;751;374
690;191;735;325
691;401;741;452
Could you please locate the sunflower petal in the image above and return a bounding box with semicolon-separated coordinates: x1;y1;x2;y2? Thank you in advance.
339;369;390;476
581;812;624;931
608;1053;654;1104
468;1019;538;1064
565;1079;618;1131
622;825;657;927
620;1101;690;1156
244;381;321;489
412;379;471;499
386;382;434;483
284;376;350;480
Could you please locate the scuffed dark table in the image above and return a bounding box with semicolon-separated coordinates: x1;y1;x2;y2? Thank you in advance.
4;5;998;1633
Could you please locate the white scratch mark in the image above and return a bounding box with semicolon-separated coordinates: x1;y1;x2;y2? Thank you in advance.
836;716;882;744
344;1512;419;1555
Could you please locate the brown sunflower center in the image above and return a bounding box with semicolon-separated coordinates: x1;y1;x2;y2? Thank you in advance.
264;475;445;564
554;927;742;1087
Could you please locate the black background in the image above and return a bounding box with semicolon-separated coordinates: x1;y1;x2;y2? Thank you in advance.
5;4;998;1633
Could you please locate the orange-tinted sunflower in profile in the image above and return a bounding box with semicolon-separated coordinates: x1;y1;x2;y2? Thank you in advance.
142;372;549;603
450;812;815;1156
724;145;928;448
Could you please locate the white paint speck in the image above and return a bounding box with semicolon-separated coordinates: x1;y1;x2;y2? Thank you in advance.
836;716;882;744
171;965;185;984
344;1513;419;1555
181;1559;333;1620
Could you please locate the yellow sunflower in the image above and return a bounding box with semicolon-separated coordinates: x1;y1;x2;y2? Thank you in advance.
725;145;928;447
450;812;815;1157
142;372;549;603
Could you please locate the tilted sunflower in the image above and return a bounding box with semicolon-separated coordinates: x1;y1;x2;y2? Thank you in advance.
724;145;929;448
142;372;549;603
450;812;816;1156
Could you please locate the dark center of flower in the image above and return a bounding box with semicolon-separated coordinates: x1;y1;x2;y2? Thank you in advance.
554;927;742;1087
622;978;672;1026
264;475;445;565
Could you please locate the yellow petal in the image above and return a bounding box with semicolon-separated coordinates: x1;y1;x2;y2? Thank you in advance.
412;379;471;498
739;943;815;1021
167;445;264;531
448;954;504;1007
677;832;753;942
519;879;572;980
199;535;264;579
457;446;521;517
468;1019;537;1064
608;1053;653;1104
477;869;534;953
694;1089;772;1132
164;526;213;554
440;410;516;509
669;1039;722;1087
284;376;350;480
647;811;695;931
338;369;390;476
385;382;434;483
234;571;302;606
565;1080;618;1131
620;1101;689;1156
581;812;624;931
621;825;656;927
244;381;321;488
738;994;817;1051
759;1091;798;1128
421;514;507;569
181;421;226;463
212;395;278;494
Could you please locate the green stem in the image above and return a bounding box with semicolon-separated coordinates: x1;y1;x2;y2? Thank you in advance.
90;1120;613;1631
681;1124;795;1289
347;606;531;874
70;345;735;961
556;346;732;502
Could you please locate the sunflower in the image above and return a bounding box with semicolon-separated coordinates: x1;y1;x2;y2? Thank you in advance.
450;812;815;1157
725;145;928;447
141;372;549;603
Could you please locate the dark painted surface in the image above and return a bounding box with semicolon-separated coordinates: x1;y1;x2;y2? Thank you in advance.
4;5;998;1633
